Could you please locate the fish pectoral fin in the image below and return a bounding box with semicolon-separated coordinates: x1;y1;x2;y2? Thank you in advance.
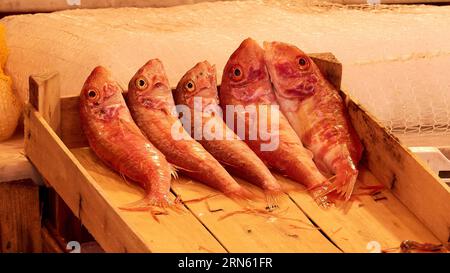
170;163;198;176
170;164;179;179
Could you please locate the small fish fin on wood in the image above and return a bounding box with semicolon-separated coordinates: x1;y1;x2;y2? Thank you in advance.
119;194;175;222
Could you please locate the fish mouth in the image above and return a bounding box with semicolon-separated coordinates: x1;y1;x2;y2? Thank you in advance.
284;83;315;97
185;87;218;110
186;86;216;101
278;74;318;100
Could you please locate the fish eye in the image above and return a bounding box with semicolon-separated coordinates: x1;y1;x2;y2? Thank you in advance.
135;76;148;90
298;57;309;69
230;66;243;81
185;80;195;92
87;89;98;100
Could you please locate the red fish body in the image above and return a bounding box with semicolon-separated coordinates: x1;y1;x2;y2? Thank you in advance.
127;59;245;197
174;61;282;199
263;41;363;200
220;38;329;204
79;66;172;210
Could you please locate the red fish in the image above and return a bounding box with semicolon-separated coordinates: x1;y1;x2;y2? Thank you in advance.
79;66;173;213
263;41;363;200
220;38;330;205
127;59;247;198
174;61;282;204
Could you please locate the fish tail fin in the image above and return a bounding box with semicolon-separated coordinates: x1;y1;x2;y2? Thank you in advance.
332;161;358;201
307;175;338;208
263;188;283;210
313;159;358;203
309;184;333;208
170;164;179;179
119;193;174;222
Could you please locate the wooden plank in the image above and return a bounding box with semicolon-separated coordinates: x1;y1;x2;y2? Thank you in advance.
0;179;41;253
344;95;450;244
29;72;61;135
61;96;87;149
282;168;440;253
45;188;95;246
25;106;225;252
310;53;342;90
41;226;64;253
170;176;340;253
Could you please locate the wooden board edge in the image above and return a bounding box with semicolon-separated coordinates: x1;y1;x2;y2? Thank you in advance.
342;90;450;244
29;72;61;135
310;52;342;90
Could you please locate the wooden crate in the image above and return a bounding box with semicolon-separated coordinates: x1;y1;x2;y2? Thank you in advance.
23;53;450;253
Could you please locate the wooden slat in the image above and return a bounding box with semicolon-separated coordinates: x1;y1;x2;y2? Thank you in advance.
61;96;87;149
310;53;342;90
282;168;440;253
25;106;225;252
0;179;41;253
170;176;340;253
344;95;450;244
29;72;61;135
41;226;64;253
